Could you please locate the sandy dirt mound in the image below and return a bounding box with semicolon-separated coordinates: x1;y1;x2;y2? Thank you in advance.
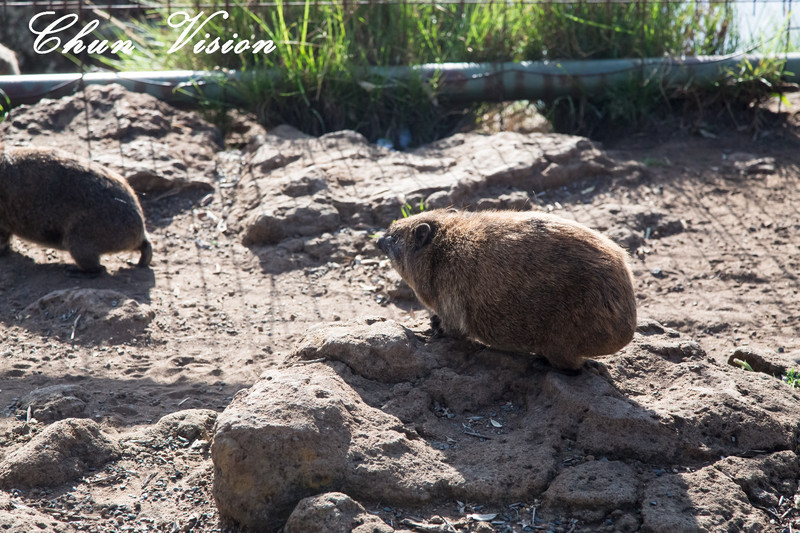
22;288;155;345
0;84;799;532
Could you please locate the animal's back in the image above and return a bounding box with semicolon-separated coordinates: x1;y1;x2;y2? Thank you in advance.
0;146;151;272
0;147;146;249
420;210;636;368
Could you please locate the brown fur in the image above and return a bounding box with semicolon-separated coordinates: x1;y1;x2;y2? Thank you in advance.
0;144;152;274
377;209;637;370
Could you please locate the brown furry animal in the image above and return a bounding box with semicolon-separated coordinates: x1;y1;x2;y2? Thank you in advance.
0;145;152;275
377;209;636;370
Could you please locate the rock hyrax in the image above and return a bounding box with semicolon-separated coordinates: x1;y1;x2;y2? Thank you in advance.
0;145;152;274
377;209;636;370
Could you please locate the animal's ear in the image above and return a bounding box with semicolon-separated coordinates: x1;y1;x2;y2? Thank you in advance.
413;223;432;249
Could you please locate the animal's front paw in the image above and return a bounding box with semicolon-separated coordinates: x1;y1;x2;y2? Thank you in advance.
430;314;445;337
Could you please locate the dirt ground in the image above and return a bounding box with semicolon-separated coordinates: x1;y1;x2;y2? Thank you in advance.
1;94;800;532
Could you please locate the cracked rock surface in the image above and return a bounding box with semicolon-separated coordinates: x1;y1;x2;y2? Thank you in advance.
213;317;800;531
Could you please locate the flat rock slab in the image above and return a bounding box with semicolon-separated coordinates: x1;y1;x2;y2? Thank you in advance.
0;84;221;192
211;316;800;531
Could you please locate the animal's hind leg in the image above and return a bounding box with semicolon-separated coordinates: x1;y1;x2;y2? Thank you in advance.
137;238;152;268
542;350;584;372
65;233;105;276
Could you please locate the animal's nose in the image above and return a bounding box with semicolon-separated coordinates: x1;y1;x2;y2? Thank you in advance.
376;235;387;251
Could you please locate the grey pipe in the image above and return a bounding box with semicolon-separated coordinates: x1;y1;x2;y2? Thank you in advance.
1;53;798;107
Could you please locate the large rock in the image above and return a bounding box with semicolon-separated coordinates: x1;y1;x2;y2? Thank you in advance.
211;362;459;531
242;199;341;246
0;84;221;192
212;317;800;531
0;418;120;489
236;127;636;245
712;451;800;508
641;467;768;532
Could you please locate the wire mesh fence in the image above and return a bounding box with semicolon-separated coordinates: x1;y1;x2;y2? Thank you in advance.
1;0;798;140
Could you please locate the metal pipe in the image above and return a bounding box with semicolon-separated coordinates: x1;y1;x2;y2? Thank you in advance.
1;53;799;107
373;53;800;102
0;70;234;106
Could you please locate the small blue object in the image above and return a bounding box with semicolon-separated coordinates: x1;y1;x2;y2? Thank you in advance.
397;128;412;149
376;138;394;150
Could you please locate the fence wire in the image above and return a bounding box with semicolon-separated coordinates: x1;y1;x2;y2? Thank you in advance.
0;0;796;8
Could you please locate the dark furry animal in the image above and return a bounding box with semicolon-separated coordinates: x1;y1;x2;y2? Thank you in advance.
377;209;636;370
0;145;152;275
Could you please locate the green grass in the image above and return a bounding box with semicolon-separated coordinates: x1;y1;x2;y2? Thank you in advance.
401;199;426;219
784;368;800;389
97;0;766;144
0;89;10;124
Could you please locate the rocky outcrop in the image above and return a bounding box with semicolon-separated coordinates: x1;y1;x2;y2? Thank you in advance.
212;317;800;531
235;127;641;245
211;361;460;531
0;84;221;192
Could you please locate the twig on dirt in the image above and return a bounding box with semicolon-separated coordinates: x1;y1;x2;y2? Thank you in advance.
462;430;492;440
141;472;157;489
400;518;460;532
566;519;578;533
294;358;326;365
178;397;190;406
399;518;443;532
71;314;81;341
754;505;781;519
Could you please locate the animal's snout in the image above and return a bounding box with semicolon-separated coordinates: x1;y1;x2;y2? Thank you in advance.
376;234;389;252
